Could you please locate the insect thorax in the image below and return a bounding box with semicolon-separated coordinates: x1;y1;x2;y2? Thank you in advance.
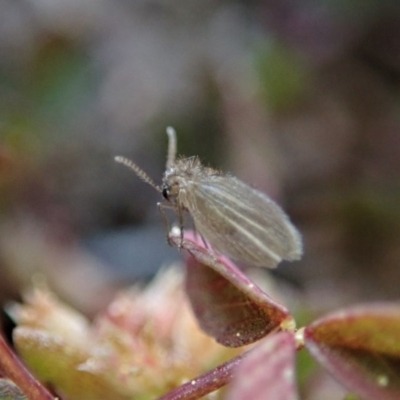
162;156;218;204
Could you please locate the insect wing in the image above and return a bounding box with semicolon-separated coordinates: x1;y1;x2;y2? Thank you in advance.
185;176;302;268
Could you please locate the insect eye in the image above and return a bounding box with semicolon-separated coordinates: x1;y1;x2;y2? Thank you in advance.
162;187;169;200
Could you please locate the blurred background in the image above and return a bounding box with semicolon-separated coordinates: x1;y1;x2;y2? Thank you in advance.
0;0;400;318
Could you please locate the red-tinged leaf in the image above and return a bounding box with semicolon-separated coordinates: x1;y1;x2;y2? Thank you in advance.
226;331;298;400
304;303;400;400
170;231;293;347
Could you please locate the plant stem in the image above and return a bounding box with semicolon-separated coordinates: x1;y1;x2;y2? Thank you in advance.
157;353;244;400
0;334;54;400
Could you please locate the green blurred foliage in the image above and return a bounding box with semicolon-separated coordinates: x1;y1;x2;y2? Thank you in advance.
0;35;97;156
296;348;318;388
28;37;96;126
256;43;308;111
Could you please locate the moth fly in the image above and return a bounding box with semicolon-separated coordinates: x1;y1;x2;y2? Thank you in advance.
115;127;302;268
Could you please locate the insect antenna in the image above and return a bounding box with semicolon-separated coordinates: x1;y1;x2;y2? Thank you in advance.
166;126;177;169
114;156;162;192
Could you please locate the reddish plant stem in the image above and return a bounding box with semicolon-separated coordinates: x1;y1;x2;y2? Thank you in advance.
0;334;54;400
157;353;244;400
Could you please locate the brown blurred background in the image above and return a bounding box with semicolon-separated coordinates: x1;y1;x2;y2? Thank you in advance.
0;0;400;317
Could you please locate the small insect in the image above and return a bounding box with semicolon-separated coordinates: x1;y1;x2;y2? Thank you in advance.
115;127;302;268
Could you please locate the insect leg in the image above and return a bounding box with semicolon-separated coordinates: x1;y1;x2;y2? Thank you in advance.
177;203;185;249
157;202;175;246
200;234;210;249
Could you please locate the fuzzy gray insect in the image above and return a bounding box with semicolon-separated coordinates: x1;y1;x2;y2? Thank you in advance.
115;127;302;268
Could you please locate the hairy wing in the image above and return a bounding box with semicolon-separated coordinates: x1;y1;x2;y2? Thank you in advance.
183;176;302;268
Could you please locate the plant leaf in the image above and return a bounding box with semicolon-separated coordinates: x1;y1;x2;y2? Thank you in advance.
226;331;298;400
171;231;293;347
304;303;400;400
13;327;131;400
